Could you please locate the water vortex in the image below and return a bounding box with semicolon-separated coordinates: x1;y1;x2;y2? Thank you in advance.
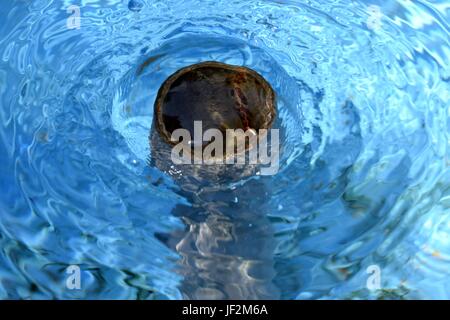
0;0;448;299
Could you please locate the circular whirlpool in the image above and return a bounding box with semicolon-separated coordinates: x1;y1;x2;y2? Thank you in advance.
0;0;448;299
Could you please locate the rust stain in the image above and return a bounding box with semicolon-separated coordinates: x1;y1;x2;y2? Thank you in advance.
136;53;165;76
230;72;251;131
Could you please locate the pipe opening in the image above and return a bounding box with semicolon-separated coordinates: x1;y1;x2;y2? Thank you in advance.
154;61;276;159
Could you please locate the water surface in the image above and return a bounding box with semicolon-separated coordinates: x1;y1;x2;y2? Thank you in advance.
0;0;449;299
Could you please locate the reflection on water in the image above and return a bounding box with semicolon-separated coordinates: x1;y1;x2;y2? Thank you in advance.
159;187;280;299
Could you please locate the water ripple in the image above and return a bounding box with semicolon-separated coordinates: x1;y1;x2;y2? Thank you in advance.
0;0;448;299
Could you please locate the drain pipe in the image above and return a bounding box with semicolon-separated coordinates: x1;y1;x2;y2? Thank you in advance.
149;61;280;299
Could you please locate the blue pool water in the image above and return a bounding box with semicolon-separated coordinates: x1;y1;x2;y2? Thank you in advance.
0;0;449;299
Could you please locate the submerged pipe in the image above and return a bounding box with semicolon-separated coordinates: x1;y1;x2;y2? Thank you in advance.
148;61;279;299
154;61;275;160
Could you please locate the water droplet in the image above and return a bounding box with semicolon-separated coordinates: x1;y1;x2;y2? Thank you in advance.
128;0;143;12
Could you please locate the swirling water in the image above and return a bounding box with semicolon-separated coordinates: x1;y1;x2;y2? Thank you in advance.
0;0;449;299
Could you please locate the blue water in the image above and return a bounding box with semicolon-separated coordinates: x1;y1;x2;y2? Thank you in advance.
0;0;449;299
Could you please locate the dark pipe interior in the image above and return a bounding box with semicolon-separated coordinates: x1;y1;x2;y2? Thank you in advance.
154;61;276;156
